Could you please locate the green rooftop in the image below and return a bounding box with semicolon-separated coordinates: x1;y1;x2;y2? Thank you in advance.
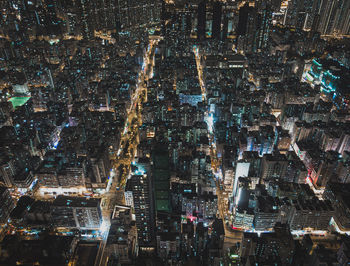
156;199;170;212
8;96;31;109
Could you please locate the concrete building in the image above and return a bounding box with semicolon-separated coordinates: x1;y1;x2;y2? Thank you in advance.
0;186;15;225
51;196;102;229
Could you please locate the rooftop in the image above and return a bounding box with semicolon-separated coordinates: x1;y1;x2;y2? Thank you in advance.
52;196;101;208
8;96;31;109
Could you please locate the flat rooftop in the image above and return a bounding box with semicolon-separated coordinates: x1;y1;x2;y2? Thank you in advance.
52;196;101;208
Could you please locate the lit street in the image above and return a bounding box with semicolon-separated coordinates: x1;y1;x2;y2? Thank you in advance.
96;38;158;266
1;1;349;265
193;45;242;244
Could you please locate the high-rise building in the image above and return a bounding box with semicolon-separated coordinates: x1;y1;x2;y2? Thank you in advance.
221;3;235;40
253;195;280;231
270;0;282;11
128;174;155;249
44;0;63;36
236;3;272;53
236;3;258;54
90;148;111;184
73;0;125;39
317;0;350;36
323;182;350;231
288;199;334;231
116;0;161;32
0;156;16;187
240;223;295;265
237;3;254;36
153;146;171;213
211;1;222;40
256;3;272;51
76;0;95;39
51;196;102;229
233;161;250;197
0;186;15;225
338;2;350;35
261;153;288;181
197;1;206;40
284;0;314;30
90;0;119;32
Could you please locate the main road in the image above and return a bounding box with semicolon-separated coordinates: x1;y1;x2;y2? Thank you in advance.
95;38;159;266
193;45;243;244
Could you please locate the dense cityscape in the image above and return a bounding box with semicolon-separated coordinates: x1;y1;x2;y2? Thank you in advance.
0;0;349;265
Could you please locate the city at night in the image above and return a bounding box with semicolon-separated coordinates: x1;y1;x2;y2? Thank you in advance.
0;0;349;265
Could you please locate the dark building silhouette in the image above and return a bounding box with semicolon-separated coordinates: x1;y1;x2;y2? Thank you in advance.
256;4;272;51
197;1;206;40
237;3;258;53
212;1;222;40
237;3;254;36
128;174;156;249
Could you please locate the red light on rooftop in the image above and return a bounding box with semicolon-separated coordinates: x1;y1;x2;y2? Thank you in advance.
187;215;197;222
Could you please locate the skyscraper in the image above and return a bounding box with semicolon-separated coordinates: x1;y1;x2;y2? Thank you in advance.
0;157;16;187
211;1;222;40
116;0;161;32
221;11;228;41
197;0;206;40
64;0;162;39
310;13;321;34
77;0;95;39
284;0;313;30
256;4;272;51
0;186;14;225
152;146;171;213
91;0;119;32
237;3;254;36
317;0;350;36
128;174;155;249
236;3;258;54
51;196;102;229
